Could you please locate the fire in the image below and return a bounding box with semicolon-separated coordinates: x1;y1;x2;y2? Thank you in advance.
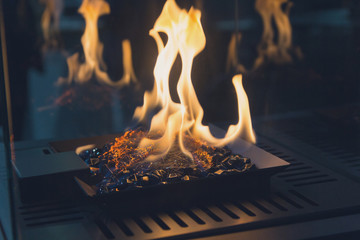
58;0;137;86
254;0;294;69
40;0;63;49
134;0;256;161
226;32;247;73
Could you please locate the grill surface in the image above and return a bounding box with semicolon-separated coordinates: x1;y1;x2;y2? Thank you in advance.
12;110;360;240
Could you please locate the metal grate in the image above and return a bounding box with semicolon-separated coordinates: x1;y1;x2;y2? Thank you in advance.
18;201;85;227
256;113;360;182
256;142;338;187
82;188;320;240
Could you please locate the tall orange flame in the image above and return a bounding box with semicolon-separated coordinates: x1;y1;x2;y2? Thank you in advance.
134;0;255;161
254;0;294;69
58;0;137;86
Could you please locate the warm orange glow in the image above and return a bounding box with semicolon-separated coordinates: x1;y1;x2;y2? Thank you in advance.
117;39;138;87
254;0;294;68
98;129;219;173
58;0;137;86
226;33;247;73
134;0;256;161
103;130;151;171
40;0;63;49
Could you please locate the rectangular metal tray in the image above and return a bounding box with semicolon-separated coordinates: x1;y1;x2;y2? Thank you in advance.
50;132;289;214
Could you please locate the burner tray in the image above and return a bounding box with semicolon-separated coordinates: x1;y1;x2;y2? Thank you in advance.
50;132;289;214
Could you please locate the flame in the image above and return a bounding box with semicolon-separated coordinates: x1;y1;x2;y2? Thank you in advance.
134;0;255;161
226;32;247;73
40;0;63;49
58;0;137;86
254;0;294;68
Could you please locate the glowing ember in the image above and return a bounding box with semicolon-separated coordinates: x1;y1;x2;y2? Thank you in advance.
99;129;217;172
134;0;256;162
101;130;151;171
79;129;255;193
254;0;294;69
58;0;137;86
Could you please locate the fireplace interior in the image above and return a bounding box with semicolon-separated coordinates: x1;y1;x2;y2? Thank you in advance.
1;0;360;240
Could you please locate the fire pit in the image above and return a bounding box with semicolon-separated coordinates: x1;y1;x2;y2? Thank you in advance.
47;0;290;213
78;129;255;194
48;127;288;214
15;0;290;211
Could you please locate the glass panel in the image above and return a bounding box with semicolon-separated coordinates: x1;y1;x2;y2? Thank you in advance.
0;20;15;240
0;121;14;240
1;1;17;239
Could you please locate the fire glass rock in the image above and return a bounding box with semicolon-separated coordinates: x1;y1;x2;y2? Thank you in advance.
101;164;113;178
78;130;256;196
127;174;138;183
90;158;100;166
90;167;100;174
214;169;225;175
137;174;160;186
79;150;91;162
91;148;102;158
167;171;183;183
221;155;246;169
153;169;166;178
182;175;190;181
183;167;204;177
